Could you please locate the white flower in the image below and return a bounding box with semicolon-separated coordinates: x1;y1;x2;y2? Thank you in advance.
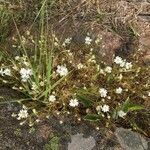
107;96;111;100
56;65;68;76
20;68;32;76
12;65;18;70
99;69;105;75
17;109;28;120
114;56;126;67
101;104;109;112
20;121;25;125
65;37;72;44
95;38;100;44
40;81;44;86
99;88;107;97
31;82;38;91
26;69;32;75
49;95;56;102
11;113;17;117
85;36;92;45
0;68;4;76
96;105;101;112
102;98;105;102
59;120;63;124
21;78;28;82
118;74;123;80
114;56;123;65
54;42;59;46
114;56;132;69
115;87;123;94
119;60;126;67
105;66;112;73
125;62;132;70
32;109;37;114
69;98;79;107
20;68;32;82
22;105;27;109
118;110;126;118
77;63;84;69
36;119;40;123
23;61;30;66
15;56;20;60
3;68;11;76
62;37;72;46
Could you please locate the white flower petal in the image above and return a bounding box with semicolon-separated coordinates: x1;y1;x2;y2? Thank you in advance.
101;105;109;112
69;98;79;107
105;66;112;73
99;88;107;98
118;110;126;118
56;65;68;76
85;36;92;45
49;95;56;102
115;87;123;94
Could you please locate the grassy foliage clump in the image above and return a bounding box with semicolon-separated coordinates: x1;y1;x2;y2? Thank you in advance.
0;4;12;41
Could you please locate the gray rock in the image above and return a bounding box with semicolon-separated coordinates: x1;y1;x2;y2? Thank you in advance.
138;14;150;22
115;128;149;150
68;133;96;150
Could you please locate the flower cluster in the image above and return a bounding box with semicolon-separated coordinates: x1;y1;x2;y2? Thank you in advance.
114;56;132;70
17;107;28;120
105;66;112;73
56;65;68;76
0;68;11;76
20;68;32;82
1;30;148;130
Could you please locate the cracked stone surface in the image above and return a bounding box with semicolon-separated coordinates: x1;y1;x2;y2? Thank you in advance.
115;128;149;150
68;133;96;150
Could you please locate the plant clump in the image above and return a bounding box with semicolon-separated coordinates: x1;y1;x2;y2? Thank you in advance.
0;0;149;136
0;30;149;129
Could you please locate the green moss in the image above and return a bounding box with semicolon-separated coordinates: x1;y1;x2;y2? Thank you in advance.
44;134;59;150
0;5;11;41
29;127;36;134
14;128;22;137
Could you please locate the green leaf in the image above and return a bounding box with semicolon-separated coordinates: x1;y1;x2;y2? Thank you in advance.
38;70;73;100
84;114;101;121
44;134;59;150
0;98;31;105
122;97;130;112
76;94;92;108
112;109;118;119
51;70;73;89
125;104;143;112
0;51;3;61
122;97;143;112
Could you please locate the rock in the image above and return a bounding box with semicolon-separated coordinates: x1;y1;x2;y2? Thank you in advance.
138;14;150;22
115;128;149;150
0;102;149;150
47;116;122;150
68;133;96;150
36;124;51;140
139;32;150;64
94;30;122;64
